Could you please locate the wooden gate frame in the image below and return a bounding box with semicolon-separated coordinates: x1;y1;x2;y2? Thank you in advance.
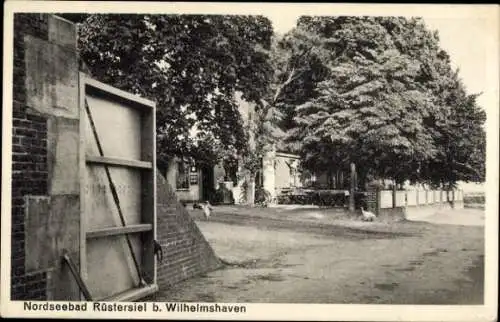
78;73;157;301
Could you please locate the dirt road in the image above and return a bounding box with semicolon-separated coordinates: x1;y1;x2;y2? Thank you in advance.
152;207;484;304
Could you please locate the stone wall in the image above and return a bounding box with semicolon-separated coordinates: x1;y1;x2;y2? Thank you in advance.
11;13;80;300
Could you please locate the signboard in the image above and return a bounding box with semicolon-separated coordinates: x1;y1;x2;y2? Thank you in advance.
189;172;198;185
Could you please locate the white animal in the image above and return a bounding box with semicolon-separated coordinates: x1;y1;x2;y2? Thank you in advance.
360;207;376;221
201;201;213;220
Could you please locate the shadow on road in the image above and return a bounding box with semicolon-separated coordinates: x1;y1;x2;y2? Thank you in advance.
199;212;420;240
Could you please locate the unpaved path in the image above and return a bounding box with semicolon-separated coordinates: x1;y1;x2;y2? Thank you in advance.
151;208;484;304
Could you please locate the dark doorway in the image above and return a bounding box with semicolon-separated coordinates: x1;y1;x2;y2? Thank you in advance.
201;165;215;202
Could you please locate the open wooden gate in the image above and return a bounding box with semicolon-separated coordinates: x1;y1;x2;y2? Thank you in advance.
79;73;157;301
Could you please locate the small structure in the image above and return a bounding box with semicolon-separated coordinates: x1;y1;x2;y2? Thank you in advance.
262;151;304;200
161;159;234;204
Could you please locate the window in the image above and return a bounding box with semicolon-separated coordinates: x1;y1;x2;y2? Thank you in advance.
176;161;189;190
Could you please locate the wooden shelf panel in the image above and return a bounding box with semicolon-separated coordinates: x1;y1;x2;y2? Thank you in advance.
86;224;153;239
86;155;152;169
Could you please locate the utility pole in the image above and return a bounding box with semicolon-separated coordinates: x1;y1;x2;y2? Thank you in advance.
392;179;397;208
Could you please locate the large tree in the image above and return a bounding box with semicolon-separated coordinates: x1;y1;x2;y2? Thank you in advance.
420;70;486;187
282;16;485;188
270;28;330;151
78;14;274;169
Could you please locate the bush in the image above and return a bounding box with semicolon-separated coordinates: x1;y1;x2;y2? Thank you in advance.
255;187;272;207
209;184;235;205
276;191;360;207
315;192;347;207
354;192;368;209
209;189;225;205
463;194;485;204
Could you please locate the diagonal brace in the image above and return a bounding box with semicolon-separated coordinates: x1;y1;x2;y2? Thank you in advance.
84;98;147;287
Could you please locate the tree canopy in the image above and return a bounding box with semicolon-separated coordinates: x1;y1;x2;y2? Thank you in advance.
78;14;274;169
280;16;485;187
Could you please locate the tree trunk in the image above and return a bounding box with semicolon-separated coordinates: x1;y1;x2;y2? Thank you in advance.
246;175;255;206
357;168;367;191
349;162;356;212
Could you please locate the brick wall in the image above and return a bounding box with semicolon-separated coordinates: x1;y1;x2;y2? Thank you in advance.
149;173;222;298
11;13;50;301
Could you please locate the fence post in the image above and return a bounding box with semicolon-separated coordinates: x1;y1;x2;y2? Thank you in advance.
349;162;356;212
376;186;381;217
392;184;396;208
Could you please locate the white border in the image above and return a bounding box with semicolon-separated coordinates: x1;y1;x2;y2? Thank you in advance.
2;2;499;321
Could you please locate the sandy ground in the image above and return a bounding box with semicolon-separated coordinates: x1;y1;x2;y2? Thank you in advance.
409;207;485;226
152;206;484;304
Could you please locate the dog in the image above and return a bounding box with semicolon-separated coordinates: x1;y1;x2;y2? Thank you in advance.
200;201;213;220
360;207;376;222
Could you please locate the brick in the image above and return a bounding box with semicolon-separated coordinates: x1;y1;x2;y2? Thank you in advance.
26;113;46;123
12;108;27;119
13;265;26;277
11;223;24;234
12;144;26;153
13;119;29;128
21;137;36;146
12;162;29;171
12;240;25;253
31;171;47;180
13;285;26;294
11;258;25;272
30;181;47;194
26;274;40;283
31;146;47;154
11;213;24;228
12;154;32;163
13;276;27;287
12;197;25;207
36;163;48;171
